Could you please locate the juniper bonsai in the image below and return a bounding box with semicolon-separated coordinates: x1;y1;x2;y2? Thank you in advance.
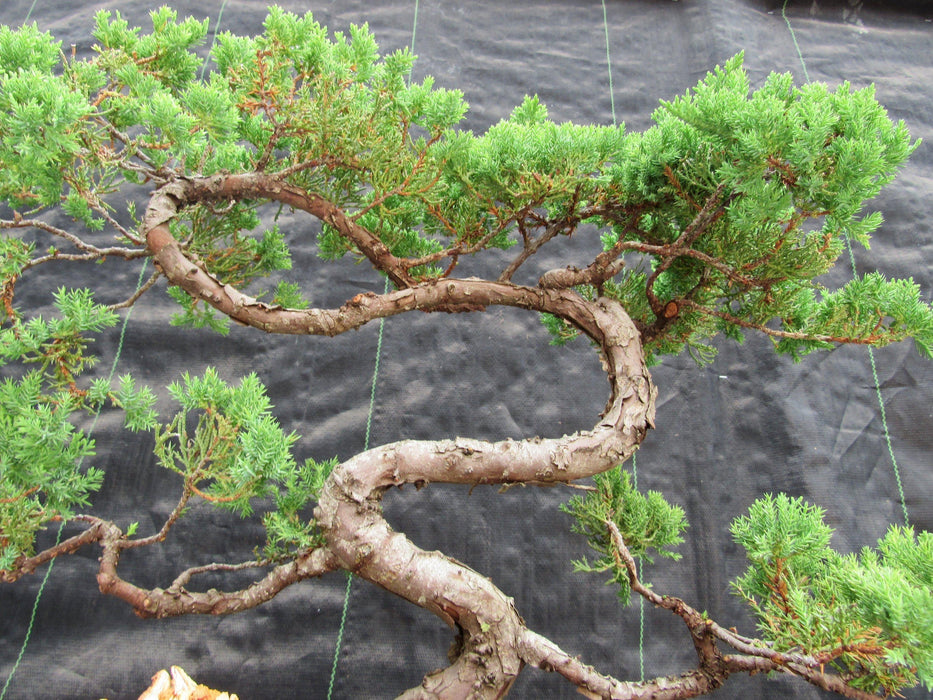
1;8;931;698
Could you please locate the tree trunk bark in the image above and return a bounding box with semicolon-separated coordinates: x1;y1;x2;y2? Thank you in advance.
313;291;654;696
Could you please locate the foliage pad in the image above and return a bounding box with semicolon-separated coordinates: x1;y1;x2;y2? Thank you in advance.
731;495;933;694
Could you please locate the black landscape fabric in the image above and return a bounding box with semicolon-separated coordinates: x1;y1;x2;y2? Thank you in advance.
0;1;931;698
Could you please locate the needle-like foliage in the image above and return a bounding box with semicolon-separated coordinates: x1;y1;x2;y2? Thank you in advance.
731;495;933;694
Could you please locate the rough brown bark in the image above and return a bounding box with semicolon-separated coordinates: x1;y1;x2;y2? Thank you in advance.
308;292;652;695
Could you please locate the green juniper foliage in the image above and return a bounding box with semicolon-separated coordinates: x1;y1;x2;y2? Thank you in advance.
262;455;336;557
154;367;332;555
561;467;687;604
156;369;300;515
0;13;927;364
0;289;156;569
0;8;931;695
731;495;933;694
0;372;100;570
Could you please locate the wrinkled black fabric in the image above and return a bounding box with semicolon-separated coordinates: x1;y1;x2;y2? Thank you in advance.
0;1;930;698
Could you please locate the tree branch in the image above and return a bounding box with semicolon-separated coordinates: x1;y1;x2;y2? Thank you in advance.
519;628;722;700
678;299;883;347
143;173;417;288
0;218;148;268
167;558;278;594
107;269;162;310
310;286;656;696
95;517;340;618
144;167;662;694
499;216;573;282
120;489;193;550
0;520;104;583
604;520;884;700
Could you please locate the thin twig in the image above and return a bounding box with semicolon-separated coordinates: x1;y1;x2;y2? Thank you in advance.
402;215;517;271
350;131;444;223
678;299;881;346
603;520;882;700
1;218;149;269
107;269;162;310
22;248;149;270
120;489;193;550
499;216;573;282
168;557;276;593
90;201;143;245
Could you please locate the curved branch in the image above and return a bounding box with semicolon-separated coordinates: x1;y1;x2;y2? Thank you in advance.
120;489;193;550
148;208;652;371
107;268;162;310
0;218;148;267
95;518;340;618
678;299;883;347
138;170;888;697
142;169;658;694
0;514;340;618
0;520;104;583
519;628;720;700
143;173;417;288
521;627;882;700
605;520;883;700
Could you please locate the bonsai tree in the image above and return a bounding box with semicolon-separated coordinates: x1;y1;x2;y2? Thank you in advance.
1;8;931;698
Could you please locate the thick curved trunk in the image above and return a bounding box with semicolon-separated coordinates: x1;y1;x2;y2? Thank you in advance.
313;295;653;696
141;172;657;695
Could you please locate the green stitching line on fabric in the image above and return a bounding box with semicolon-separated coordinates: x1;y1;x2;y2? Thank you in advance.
326;278;390;699
781;0;909;526
327;572;354;699
843;240;911;527
601;0;617;127
410;0;420;67
781;0;811;84
200;0;229;80
1;260;150;700
0;10;41;680
327;0;420;687
22;1;38;24
602;0;645;681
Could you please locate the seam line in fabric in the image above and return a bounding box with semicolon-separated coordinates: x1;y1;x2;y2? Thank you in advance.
2;1;226;692
602;0;646;682
781;0;909;526
1;260;151;699
327;3;421;694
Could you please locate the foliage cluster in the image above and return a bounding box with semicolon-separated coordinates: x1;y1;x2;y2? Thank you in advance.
1;12;930;360
562;467;686;603
731;495;933;693
153;368;334;555
0;288;154;569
